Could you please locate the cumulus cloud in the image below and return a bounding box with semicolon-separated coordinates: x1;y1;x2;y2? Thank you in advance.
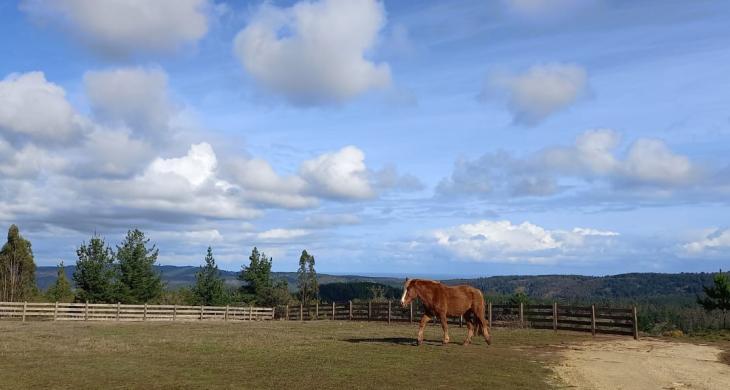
84;67;174;136
300;145;375;200
21;0;210;57
438;129;702;199
484;63;588;125
233;0;391;105
146;143;218;187
0;72;82;143
682;228;730;255
0;139;66;178
434;219;619;263
227;158;317;209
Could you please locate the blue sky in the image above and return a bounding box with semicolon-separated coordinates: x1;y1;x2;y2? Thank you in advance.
0;0;728;277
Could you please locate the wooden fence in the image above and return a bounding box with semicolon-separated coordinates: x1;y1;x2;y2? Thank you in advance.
277;301;639;339
0;302;274;322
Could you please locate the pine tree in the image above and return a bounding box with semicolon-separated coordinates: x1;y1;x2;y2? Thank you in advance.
192;247;227;306
46;261;74;302
116;229;163;303
297;250;318;306
238;247;275;305
74;235;116;303
697;270;730;329
0;224;37;301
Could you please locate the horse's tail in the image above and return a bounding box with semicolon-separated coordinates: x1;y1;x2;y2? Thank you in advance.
473;288;492;345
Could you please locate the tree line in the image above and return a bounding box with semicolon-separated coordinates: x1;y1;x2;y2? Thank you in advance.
0;224;319;307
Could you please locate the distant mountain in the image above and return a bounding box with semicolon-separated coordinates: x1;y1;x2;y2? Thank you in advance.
35;265;404;292
36;265;718;302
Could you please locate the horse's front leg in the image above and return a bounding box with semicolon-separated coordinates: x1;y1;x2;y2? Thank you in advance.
439;313;450;345
417;314;430;346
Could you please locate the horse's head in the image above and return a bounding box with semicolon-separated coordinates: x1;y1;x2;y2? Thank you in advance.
400;278;417;307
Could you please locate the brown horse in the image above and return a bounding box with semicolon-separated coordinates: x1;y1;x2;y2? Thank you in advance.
400;278;492;346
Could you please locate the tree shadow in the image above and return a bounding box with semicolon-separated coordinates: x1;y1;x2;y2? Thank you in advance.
342;337;443;346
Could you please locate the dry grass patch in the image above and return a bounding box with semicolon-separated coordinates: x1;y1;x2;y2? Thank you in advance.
0;320;592;389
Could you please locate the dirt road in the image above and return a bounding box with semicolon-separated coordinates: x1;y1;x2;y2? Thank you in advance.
553;337;730;389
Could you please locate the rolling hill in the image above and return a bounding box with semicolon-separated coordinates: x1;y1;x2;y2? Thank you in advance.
35;265;720;302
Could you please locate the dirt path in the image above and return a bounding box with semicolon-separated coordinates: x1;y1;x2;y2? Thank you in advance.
553;337;730;389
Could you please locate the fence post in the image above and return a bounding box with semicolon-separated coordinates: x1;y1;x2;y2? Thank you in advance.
144;303;148;321
117;302;120;321
553;302;557;333
349;300;353;321
459;315;463;328
286;304;289;321
409;302;413;323
332;302;335;320
633;306;639;340
22;301;27;322
84;301;89;321
173;304;176;321
591;304;596;337
488;301;492;327
200;305;204;321
299;304;303;321
316;302;319;320
519;302;524;328
53;301;59;321
388;300;391;324
250;306;253;321
225;305;229;321
368;300;372;320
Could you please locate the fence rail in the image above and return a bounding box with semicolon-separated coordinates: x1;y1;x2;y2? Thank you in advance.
0;302;274;322
277;301;639;339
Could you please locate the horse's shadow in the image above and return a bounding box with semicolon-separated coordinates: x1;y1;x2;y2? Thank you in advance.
343;337;443;346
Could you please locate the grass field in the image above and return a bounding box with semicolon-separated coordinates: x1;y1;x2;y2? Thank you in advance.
0;320;594;389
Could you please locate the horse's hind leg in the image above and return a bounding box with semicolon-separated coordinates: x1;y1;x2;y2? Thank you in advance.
462;313;474;346
438;313;450;345
417;314;430;346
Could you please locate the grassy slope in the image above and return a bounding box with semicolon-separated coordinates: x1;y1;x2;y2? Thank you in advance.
0;321;591;389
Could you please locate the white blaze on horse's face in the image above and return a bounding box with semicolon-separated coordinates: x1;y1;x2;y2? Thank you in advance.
400;279;411;307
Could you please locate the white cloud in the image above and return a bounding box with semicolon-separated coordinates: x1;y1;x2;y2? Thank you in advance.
485;63;588;125
0;72;82;143
438;129;702;199
622;139;696;186
682;228;730;255
77;127;154;177
227;157;317;209
0;139;66;178
257;228;311;241
434;219;619;263
146;143;218;187
21;0;210;56
233;0;391;105
300;145;374;200
84;67;173;135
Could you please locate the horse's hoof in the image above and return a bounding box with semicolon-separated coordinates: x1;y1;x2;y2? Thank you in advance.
417;340;423;346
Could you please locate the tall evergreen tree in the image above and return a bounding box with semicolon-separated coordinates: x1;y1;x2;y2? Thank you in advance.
74;235;116;303
0;224;37;301
297;250;318;305
697;270;730;329
116;229;163;303
46;261;74;302
238;247;274;304
192;247;227;306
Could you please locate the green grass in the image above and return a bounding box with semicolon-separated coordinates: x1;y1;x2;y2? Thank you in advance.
0;320;593;389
